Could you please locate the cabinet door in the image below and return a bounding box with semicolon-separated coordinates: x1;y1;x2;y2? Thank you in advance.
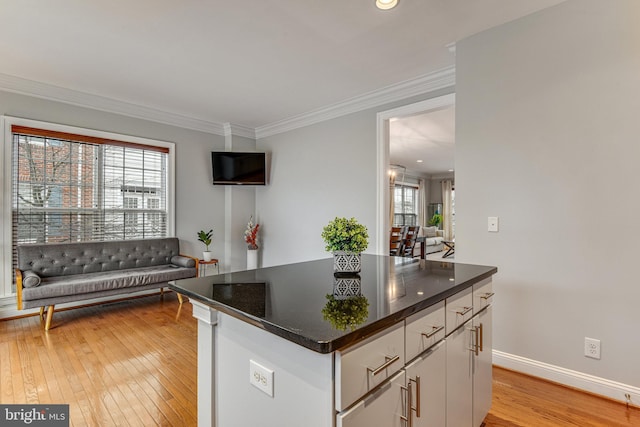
473;306;493;427
337;371;406;427
446;318;473;427
405;341;446;427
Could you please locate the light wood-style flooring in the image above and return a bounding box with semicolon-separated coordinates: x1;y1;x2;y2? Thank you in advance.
1;294;638;426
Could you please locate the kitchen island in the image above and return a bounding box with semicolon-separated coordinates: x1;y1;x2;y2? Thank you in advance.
169;255;497;427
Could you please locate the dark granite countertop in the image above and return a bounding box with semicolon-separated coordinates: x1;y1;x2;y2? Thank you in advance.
169;255;497;353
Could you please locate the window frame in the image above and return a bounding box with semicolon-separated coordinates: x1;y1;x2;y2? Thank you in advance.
1;116;176;298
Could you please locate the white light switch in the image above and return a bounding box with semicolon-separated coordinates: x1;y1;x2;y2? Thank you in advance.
488;217;499;232
250;359;274;397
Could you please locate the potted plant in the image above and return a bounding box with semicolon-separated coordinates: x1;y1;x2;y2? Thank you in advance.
321;217;369;275
321;294;369;331
197;229;213;261
428;213;443;228
244;216;260;269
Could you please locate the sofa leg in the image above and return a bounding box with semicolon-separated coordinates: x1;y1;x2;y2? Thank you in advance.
177;293;183;305
39;306;45;320
44;305;55;331
160;287;164;297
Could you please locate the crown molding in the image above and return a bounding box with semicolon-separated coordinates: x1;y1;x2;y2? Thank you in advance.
0;72;228;136
223;122;256;139
255;66;456;139
0;66;455;141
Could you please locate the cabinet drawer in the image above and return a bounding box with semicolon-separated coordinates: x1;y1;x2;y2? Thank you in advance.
445;287;473;335
336;322;405;412
473;278;494;313
405;301;445;362
336;370;405;427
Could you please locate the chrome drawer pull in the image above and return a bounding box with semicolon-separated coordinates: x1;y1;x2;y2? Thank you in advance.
367;355;400;377
421;325;444;339
480;292;495;300
455;306;473;316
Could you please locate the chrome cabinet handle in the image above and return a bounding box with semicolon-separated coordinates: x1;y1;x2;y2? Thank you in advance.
421;325;444;339
469;326;480;356
455;306;473;316
480;292;495;300
367;355;400;377
410;376;421;418
400;382;413;427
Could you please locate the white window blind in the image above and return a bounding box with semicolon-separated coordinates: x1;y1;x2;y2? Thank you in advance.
10;125;170;292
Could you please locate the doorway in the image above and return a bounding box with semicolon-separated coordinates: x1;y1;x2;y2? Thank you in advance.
375;93;455;255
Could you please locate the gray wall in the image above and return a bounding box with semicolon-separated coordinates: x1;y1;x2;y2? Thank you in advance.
0;90;226;266
456;0;640;387
256;89;453;267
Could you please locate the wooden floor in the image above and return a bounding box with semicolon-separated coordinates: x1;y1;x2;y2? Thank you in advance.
1;295;638;426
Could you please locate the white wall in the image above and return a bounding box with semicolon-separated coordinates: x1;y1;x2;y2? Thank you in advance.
456;0;640;390
256;90;453;267
0;90;226;286
223;134;258;272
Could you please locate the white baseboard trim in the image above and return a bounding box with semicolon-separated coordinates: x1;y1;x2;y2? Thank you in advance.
0;288;173;320
493;350;640;407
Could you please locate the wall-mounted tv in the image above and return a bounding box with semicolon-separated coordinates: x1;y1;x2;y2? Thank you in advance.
211;151;266;185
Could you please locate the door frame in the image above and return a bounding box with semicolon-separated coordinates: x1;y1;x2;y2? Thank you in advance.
375;93;455;255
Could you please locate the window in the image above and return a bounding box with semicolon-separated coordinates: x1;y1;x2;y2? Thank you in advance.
4;119;174;296
393;185;419;226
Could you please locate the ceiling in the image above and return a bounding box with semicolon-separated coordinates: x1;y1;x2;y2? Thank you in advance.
390;106;455;177
0;0;566;132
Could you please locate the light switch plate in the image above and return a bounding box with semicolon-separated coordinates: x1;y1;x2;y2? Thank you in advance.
488;217;499;232
250;359;274;397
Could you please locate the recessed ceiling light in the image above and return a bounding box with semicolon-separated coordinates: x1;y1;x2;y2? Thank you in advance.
376;0;398;10
448;169;454;172
416;160;423;163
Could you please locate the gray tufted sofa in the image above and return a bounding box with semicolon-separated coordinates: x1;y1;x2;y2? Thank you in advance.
15;237;198;330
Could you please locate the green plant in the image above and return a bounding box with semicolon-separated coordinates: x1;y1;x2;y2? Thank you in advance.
428;213;443;227
321;217;369;253
197;229;213;251
322;294;369;331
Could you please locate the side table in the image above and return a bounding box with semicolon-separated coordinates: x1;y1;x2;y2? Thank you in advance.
442;241;455;258
199;259;220;277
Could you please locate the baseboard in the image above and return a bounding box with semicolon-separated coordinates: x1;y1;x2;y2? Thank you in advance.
493;350;640;408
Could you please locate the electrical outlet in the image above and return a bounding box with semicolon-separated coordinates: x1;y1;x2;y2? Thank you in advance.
584;337;601;359
250;360;274;397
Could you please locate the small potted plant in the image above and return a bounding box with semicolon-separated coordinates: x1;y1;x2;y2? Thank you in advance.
428;213;443;228
197;229;213;261
321;294;369;331
321;217;369;275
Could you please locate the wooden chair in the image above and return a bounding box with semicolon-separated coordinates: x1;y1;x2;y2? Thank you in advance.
400;226;420;257
389;226;404;256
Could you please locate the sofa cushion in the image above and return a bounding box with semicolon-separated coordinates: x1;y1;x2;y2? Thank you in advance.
17;238;181;278
171;255;196;268
21;265;196;301
22;270;42;288
423;226;438;238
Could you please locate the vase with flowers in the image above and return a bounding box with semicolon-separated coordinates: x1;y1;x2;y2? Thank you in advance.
244;216;260;269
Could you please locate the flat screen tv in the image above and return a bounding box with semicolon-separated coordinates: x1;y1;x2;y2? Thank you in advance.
211;151;266;185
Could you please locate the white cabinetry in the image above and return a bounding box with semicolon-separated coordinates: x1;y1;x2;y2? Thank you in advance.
405;340;446;427
473;305;493;427
337;371;406;427
446;279;494;427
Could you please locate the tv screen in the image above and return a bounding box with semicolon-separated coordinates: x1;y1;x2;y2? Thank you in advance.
211;152;266;185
